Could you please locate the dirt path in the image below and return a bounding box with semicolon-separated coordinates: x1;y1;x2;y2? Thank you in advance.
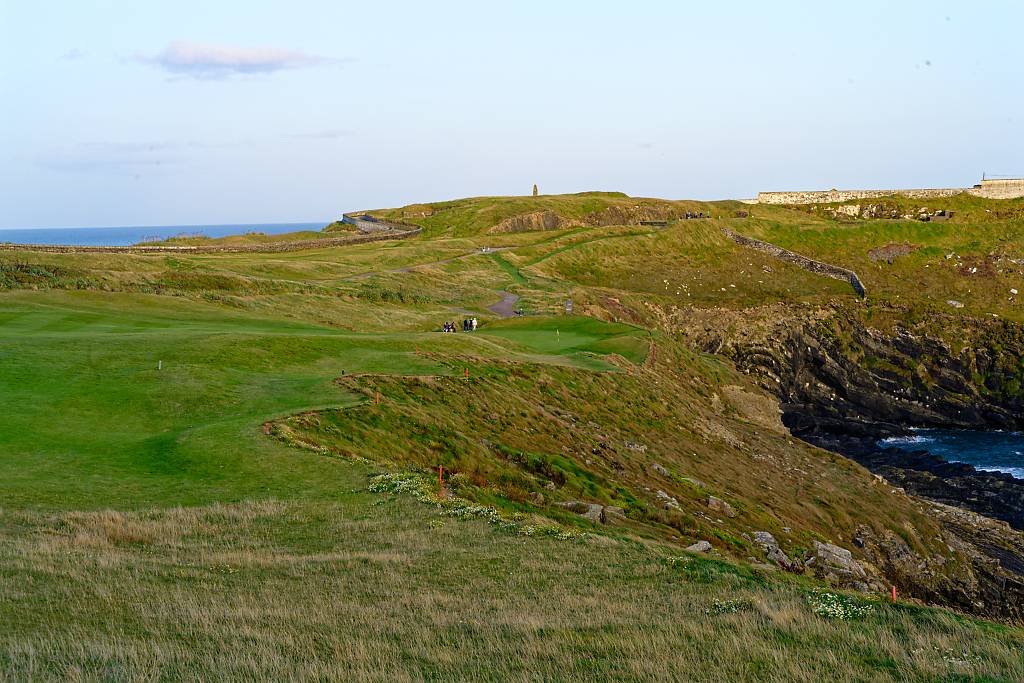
487;291;520;318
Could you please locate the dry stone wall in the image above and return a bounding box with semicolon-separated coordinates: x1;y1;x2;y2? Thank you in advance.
757;188;964;205
722;228;866;297
757;178;1024;205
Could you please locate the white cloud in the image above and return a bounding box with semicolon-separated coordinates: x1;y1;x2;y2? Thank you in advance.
59;48;86;61
134;41;337;79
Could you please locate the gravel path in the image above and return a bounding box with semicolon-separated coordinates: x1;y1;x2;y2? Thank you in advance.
487;291;520;318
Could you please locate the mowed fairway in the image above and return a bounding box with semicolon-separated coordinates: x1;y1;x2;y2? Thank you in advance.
0;290;448;509
0;290;645;510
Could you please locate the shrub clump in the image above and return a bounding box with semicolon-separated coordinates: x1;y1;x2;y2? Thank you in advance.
806;590;874;620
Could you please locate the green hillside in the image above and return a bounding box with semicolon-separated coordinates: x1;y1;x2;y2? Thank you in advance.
2;192;1024;681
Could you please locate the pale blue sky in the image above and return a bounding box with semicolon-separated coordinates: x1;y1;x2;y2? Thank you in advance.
1;0;1021;228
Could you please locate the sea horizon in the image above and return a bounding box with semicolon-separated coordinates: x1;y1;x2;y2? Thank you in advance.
0;221;331;247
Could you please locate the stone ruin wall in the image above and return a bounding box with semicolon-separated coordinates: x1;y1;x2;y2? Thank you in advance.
757;179;1024;205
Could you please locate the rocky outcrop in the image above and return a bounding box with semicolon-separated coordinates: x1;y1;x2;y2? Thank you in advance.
753;531;797;571
489;211;577;234
706;496;736;518
486;204;694;235
653;301;1024;620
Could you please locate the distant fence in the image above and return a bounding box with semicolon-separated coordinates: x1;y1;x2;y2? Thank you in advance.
721;228;866;297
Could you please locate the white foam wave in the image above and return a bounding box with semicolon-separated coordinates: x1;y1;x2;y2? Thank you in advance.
976;466;1024;480
879;435;935;446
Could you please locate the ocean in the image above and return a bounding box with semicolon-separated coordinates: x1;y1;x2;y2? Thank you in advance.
879;429;1024;479
0;222;329;247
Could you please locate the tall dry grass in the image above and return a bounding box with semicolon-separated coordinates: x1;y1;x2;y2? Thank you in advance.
1;497;1022;682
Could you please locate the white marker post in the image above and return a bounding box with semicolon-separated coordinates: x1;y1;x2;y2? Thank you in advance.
158;360;162;371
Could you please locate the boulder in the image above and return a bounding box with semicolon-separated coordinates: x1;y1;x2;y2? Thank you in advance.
656;490;681;510
686;540;712;553
808;541;867;581
604;506;626;521
753;530;797;570
707;496;737;518
555;501;622;524
650;462;669;477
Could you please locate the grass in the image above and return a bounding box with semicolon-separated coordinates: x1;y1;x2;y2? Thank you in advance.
1;498;1022;682
2;191;1024;679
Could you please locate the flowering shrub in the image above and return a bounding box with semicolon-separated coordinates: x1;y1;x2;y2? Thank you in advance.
366;472;583;540
706;598;754;615
807;590;874;620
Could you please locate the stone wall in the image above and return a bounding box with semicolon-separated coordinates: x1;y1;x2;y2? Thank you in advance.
971;179;1024;200
722;228;866;297
758;178;1024;205
757;188;965;205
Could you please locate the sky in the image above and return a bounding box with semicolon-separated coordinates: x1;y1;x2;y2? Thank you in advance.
1;0;1022;229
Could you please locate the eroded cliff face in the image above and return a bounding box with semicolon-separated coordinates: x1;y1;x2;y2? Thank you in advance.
642;300;1024;620
486;205;689;234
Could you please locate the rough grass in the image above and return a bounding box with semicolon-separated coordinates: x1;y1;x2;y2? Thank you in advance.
3;192;1024;679
1;499;1021;682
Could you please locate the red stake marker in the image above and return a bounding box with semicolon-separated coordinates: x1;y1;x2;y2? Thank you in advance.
465;367;469;379
891;585;897;603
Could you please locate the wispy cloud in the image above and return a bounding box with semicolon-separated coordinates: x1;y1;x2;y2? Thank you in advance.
288;129;354;140
132;41;339;79
59;48;86;61
36;140;226;175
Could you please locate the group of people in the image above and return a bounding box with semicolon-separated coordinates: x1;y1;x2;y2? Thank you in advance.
683;211;708;219
442;318;478;333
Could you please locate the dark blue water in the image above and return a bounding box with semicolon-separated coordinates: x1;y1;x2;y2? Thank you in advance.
0;222;329;247
879;429;1024;479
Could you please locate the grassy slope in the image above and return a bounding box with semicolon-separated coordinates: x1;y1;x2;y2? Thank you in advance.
1;193;1024;680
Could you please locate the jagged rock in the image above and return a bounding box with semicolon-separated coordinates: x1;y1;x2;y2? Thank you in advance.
807;541;868;585
650;462;669;477
656;490;681;510
625;441;647;453
556;501;623;524
604;506;626;520
556;500;603;523
947;299;964;308
707;496;737;518
530;492;545;505
686;540;712;553
753;531;797;570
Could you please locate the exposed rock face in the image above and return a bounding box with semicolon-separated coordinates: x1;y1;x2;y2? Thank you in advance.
806;541;873;591
556;501;626;525
753;531;797;570
654;301;1024;620
686;540;712;553
486;204;690;235
671;303;1024;529
489;211;576;234
706;496;737;518
556;500;604;523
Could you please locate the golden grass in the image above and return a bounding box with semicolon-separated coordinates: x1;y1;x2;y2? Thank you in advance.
1;498;1022;682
